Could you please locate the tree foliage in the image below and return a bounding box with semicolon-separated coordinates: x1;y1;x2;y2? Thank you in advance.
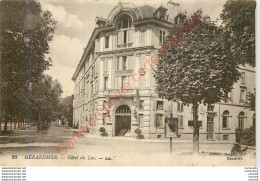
0;0;57;133
154;15;241;152
220;0;256;67
236;127;255;146
155;16;240;105
60;95;74;127
32;74;63;131
246;92;255;111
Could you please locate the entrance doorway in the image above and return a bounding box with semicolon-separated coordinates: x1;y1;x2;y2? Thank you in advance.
115;105;131;136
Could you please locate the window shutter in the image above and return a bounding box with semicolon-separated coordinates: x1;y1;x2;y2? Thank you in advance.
117;31;122;45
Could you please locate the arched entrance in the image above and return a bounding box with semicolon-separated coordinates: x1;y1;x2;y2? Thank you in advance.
115;105;131;136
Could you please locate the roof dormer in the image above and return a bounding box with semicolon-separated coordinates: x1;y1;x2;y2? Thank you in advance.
153;4;168;21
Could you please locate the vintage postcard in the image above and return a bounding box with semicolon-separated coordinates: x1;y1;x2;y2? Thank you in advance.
0;0;256;166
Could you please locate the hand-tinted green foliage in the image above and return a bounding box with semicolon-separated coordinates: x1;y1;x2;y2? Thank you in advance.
220;0;256;67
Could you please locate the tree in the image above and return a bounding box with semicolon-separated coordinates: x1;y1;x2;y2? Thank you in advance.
0;0;56;133
220;0;256;67
60;95;74;127
32;74;63;131
154;14;240;153
247;92;255;111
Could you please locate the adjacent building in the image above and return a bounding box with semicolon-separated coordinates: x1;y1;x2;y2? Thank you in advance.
72;2;255;141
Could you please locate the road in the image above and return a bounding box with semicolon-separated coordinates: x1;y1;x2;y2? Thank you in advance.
0;125;255;166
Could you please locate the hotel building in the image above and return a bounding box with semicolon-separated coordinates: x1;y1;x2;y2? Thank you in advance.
72;2;255;141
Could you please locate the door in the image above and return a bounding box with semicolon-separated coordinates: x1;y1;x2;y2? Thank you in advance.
115;105;131;136
207;116;214;140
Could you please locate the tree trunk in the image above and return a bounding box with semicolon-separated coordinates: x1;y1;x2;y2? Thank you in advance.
10;119;12;131
0;115;2;134
19;118;22;129
4;118;8;133
37;113;41;132
45;120;49;130
192;103;199;154
43;120;45;130
17;112;20;129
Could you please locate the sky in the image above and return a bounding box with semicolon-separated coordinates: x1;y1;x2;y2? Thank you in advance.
40;0;227;97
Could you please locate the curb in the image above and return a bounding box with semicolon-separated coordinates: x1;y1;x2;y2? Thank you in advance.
82;133;235;144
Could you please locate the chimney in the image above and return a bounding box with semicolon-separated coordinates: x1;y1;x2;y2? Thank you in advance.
167;0;181;24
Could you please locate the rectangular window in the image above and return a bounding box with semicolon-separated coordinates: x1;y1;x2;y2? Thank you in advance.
103;115;109;125
188;120;202;127
105;36;109;48
241;72;245;84
103;101;110;113
121;76;127;88
104;77;108;90
157;101;163;110
240;89;246;102
222;116;229;129
122;56;127;70
178;115;183;128
139;114;144;128
155;114;163;128
207;104;214;112
223;135;229;140
140;30;146;45
177;102;183;112
159;30;166;44
123;30;127;44
139;100;144;110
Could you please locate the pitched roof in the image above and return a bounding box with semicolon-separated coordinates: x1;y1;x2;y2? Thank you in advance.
138;5;157;18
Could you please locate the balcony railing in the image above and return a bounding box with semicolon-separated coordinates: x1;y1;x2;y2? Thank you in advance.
116;43;133;49
115;69;133;76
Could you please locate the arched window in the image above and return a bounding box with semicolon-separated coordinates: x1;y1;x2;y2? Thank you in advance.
116;105;131;115
115;14;133;46
117;14;132;29
238;112;245;129
222;110;229;129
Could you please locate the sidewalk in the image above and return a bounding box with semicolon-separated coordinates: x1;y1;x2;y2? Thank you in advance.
80;130;235;144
